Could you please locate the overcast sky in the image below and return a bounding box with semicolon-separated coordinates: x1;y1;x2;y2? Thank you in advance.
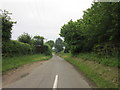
0;0;93;41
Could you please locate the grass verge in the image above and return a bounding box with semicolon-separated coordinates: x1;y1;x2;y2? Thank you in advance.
2;54;52;73
58;53;119;88
77;53;119;67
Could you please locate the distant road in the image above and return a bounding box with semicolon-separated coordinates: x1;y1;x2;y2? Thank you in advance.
4;55;91;88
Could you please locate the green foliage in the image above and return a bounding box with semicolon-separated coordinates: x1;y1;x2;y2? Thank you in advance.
60;20;84;54
60;2;120;56
77;53;119;67
42;44;52;56
45;40;54;49
1;10;16;41
18;33;32;45
2;40;33;57
2;54;52;72
32;35;46;54
93;43;119;57
33;35;44;46
59;53;119;88
63;42;70;53
1;10;33;57
54;38;64;52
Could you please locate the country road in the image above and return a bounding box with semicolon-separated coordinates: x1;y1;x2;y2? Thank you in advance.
3;55;92;88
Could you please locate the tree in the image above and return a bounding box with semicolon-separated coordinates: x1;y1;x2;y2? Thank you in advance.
32;35;44;53
60;2;120;56
18;33;32;45
1;10;17;56
54;38;64;52
41;44;52;56
33;35;44;46
1;10;16;41
60;20;84;54
45;40;54;49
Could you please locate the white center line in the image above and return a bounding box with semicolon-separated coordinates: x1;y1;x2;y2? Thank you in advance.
53;75;58;89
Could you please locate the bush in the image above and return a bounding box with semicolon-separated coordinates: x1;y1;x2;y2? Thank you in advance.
18;33;32;45
2;40;33;57
33;44;52;56
93;43;119;57
43;44;52;56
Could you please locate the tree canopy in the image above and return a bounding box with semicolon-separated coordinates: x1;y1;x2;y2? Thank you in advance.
60;2;120;56
1;10;16;41
45;40;54;49
18;33;32;45
54;38;64;53
33;35;44;46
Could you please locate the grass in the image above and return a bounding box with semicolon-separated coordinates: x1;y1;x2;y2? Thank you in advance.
2;54;52;73
0;57;1;73
77;53;119;67
58;53;119;88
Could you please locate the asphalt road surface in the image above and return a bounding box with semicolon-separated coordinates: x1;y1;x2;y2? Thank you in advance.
4;55;91;88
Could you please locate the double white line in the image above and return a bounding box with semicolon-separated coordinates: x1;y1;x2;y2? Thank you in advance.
53;75;58;90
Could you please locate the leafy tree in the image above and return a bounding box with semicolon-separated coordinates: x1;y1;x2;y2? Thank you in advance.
45;40;54;49
42;44;52;56
32;35;44;53
60;2;120;56
1;10;17;57
33;35;44;46
1;10;16;41
54;38;64;52
63;42;70;53
18;33;32;45
60;20;84;54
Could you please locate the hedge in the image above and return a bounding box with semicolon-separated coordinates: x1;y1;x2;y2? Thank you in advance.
2;40;33;57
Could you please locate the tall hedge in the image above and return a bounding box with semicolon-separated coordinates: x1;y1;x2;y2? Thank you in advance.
2;40;33;57
33;44;52;56
43;44;52;56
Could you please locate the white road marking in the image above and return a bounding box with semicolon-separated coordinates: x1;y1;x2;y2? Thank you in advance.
53;75;58;89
